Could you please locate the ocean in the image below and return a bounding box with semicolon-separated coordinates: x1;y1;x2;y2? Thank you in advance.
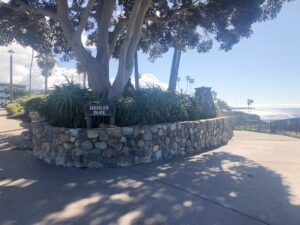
233;107;300;120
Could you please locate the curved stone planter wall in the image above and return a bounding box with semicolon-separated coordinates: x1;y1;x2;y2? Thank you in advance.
31;118;233;168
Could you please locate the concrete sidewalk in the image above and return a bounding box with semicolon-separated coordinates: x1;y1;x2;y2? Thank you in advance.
0;109;28;134
0;121;300;224
0;109;31;151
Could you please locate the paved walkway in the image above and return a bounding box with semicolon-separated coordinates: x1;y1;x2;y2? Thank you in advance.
0;109;31;150
0;109;28;134
0;111;300;225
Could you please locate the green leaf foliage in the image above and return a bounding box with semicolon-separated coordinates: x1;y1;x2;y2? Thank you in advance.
24;96;48;115
35;83;212;128
109;87;205;127
45;82;92;128
5;102;24;116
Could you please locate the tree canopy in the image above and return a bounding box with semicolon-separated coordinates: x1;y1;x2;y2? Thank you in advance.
0;0;292;98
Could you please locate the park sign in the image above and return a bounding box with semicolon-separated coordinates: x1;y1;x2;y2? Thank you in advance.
84;103;116;128
84;103;115;117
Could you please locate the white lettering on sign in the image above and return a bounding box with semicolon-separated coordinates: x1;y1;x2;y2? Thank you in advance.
93;110;106;115
90;105;109;111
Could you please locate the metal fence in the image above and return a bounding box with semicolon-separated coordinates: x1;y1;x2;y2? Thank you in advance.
234;118;300;138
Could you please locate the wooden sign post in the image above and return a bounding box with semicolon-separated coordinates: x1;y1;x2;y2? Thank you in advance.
84;103;116;128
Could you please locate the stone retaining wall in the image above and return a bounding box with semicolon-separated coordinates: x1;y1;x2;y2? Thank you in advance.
31;117;233;168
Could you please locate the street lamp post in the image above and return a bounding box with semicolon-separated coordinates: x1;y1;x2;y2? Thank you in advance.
8;49;15;103
29;49;34;98
83;72;87;88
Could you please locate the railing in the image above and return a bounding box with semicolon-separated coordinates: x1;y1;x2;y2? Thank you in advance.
234;118;300;138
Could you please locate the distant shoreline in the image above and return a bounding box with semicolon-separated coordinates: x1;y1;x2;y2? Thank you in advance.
232;107;255;110
231;107;300;121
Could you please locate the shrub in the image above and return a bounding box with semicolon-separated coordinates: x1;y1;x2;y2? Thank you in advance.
173;92;193;121
15;97;28;107
45;82;92;128
187;97;204;121
229;111;261;123
24;96;48;114
5;102;24;116
115;88;178;126
33;83;212;128
115;88;204;126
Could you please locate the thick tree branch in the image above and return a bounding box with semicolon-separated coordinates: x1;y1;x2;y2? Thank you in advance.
118;0;144;63
56;0;74;36
76;0;96;37
109;18;127;55
127;0;151;60
56;0;94;65
109;0;151;99
94;0;116;59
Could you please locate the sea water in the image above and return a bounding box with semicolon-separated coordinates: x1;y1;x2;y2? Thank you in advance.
234;107;300;120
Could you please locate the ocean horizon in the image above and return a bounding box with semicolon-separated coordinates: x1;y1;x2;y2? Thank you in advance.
232;105;300;120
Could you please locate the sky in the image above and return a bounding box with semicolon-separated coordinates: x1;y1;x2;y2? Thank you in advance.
0;0;299;107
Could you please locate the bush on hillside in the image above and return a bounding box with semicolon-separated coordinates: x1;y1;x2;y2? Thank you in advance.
229;111;261;123
5;102;24;116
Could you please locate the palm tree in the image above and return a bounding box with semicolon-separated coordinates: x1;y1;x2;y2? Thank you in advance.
186;75;190;92
168;48;181;92
189;78;195;93
36;53;56;95
76;62;87;88
247;99;254;112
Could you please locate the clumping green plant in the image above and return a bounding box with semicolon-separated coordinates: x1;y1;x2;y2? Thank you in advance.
115;88;204;126
15;97;28;108
33;83;210;128
45;82;92;128
24;96;48;115
5;102;24;116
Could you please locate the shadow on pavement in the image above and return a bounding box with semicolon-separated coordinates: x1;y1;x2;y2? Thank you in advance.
0;109;31;151
0;148;299;225
4;113;30;129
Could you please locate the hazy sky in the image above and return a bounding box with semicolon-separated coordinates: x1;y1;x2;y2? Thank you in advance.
1;1;299;107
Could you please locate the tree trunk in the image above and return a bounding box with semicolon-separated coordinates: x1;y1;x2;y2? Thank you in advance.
108;58;134;99
134;51;140;89
168;48;181;92
56;0;151;100
84;58;111;96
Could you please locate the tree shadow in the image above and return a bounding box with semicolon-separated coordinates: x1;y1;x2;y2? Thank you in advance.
0;111;31;150
0;131;31;151
0;149;299;225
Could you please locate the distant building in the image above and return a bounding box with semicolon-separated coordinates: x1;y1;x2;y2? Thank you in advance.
0;83;27;106
31;89;44;96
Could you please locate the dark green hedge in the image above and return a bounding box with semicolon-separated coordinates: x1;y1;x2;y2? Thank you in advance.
31;83;211;128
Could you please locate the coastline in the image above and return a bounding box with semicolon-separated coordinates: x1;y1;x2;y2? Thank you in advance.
231;107;300;121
